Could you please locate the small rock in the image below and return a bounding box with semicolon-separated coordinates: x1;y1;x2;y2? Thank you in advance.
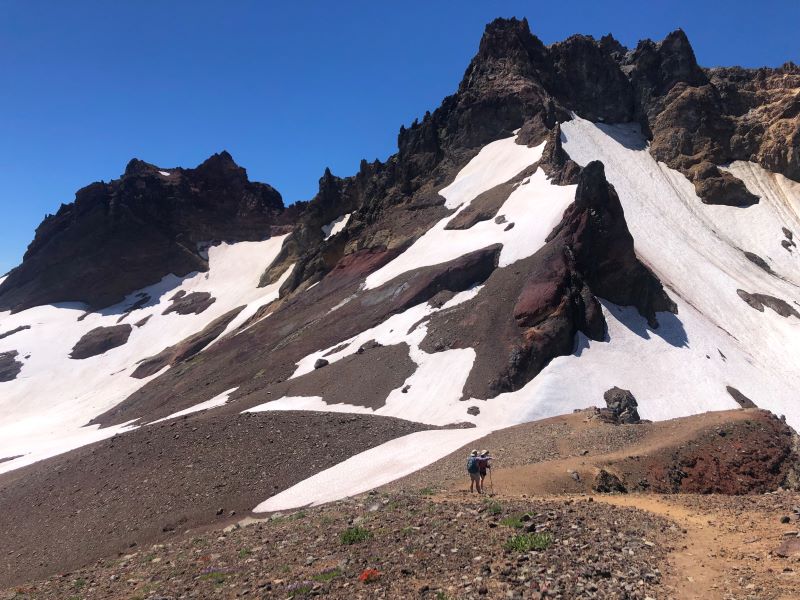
313;358;329;369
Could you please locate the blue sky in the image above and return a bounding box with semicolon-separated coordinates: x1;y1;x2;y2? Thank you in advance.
1;1;797;274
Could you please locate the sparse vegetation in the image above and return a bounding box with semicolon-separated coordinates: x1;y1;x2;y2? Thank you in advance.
500;515;525;528
200;571;227;584
312;568;341;582
505;532;553;552
237;548;252;558
340;526;372;545
286;582;313;597
419;486;436;496
485;499;503;515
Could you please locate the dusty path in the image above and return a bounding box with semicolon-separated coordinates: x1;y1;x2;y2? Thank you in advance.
527;492;800;600
595;495;730;599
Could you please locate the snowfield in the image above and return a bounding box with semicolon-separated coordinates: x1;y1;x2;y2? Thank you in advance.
0;236;289;474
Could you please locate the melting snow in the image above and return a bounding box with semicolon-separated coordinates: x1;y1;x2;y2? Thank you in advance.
365;161;574;289
439;136;545;209
254;428;489;512
322;213;351;240
0;236;289;474
149;387;238;424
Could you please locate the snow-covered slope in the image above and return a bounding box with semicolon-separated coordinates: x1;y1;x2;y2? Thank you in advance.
0;237;290;474
249;120;800;510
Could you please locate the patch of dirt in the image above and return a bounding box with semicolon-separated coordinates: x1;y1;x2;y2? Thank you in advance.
595;493;800;600
0;350;23;382
252;342;416;410
69;324;132;359
737;289;800;318
162;290;216;315
0;325;30;340
0;411;434;588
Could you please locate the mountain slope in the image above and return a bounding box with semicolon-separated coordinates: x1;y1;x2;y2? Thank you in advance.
0;18;799;588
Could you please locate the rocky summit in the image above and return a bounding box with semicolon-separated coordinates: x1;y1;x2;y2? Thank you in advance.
1;17;799;600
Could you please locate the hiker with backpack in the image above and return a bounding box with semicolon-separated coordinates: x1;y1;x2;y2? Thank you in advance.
467;450;482;493
478;449;493;491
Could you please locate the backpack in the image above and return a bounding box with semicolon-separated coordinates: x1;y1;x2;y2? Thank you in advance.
466;456;479;473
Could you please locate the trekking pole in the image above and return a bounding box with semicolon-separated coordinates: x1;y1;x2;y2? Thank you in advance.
489;468;494;495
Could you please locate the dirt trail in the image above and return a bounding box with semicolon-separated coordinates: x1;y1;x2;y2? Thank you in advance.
594;494;800;600
432;408;800;599
595;495;731;600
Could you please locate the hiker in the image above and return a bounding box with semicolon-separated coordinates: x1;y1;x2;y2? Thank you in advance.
467;449;481;493
478;449;493;491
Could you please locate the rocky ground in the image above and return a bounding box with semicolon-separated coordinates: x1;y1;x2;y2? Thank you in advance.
3;408;800;599
0;412;436;587
2;491;676;600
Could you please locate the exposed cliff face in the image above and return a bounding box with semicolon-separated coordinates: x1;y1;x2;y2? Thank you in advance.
420;161;675;399
0;152;285;312
262;19;798;304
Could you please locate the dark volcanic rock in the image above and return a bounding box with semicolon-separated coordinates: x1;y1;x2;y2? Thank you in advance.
444;167;532;230
422;162;675;399
726;386;758;409
599;387;641;424
69;325;132;360
0;152;285;313
313;358;329;369
538;123;581;185
161;290;215;316
736;289;800;318
0;325;30;340
593;469;627;493
743;251;775;275
0;350;23;382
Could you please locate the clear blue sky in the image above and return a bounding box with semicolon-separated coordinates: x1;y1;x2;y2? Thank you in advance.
1;1;797;274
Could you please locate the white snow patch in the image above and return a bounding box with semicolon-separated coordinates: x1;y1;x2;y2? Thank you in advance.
560;117;800;426
0;235;288;473
322;213;351;240
439;136;545;209
246;396;372;415
149;387;238;424
365;167;574;289
254;428;488;512
158;170;171;176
